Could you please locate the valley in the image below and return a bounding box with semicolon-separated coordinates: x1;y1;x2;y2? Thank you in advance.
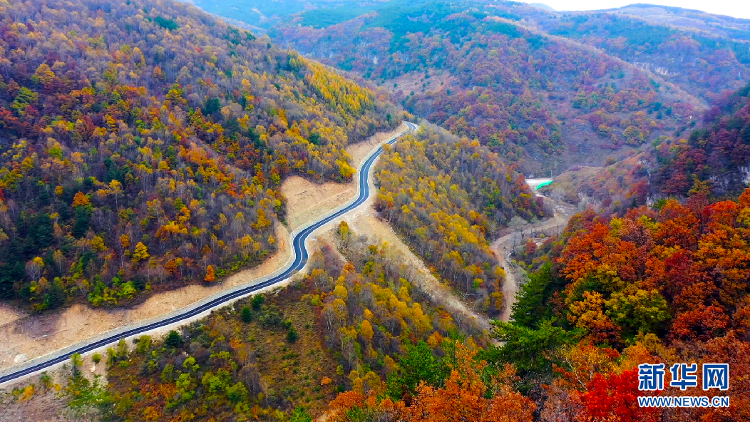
0;0;749;420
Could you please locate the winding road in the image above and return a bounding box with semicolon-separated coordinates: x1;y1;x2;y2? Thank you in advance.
0;121;419;386
492;197;577;321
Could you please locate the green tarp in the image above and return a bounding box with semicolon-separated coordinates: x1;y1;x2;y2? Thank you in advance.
534;180;553;190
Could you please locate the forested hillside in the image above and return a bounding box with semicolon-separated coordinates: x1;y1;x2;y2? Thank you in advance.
483;86;750;419
3;0;750;420
271;0;703;173
0;0;401;311
484;193;750;421
66;187;750;420
542;81;750;213
42;227;503;421
527;7;750;102
375;125;547;316
652;82;750;198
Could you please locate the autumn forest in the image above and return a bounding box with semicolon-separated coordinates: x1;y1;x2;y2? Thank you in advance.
1;0;750;421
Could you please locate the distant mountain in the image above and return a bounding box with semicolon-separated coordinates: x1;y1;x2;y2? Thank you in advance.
177;0;391;31
187;0;750;103
528;5;750;102
529;3;555;11
271;0;704;173
599;3;750;40
542;81;750;214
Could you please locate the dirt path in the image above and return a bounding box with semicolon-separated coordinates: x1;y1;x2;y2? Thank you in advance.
281;126;495;338
348;213;495;337
0;124;408;373
324;152;495;338
491;199;577;322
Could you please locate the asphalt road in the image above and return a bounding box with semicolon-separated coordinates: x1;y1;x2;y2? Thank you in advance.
0;121;418;385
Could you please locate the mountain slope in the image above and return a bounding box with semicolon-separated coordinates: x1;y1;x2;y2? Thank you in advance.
178;0;358;31
375;125;548;317
541;81;750;215
652;82;750;198
271;0;701;173
17;232;496;421
0;0;401;311
530;7;750;102
597;3;750;41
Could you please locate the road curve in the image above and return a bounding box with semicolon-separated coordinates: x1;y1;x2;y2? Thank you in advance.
0;121;419;386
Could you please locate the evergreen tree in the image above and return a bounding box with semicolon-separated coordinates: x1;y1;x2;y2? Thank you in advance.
165;330;182;348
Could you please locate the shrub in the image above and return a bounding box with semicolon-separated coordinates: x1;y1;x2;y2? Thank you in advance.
165;330;182;348
286;326;299;343
241;306;252;323
251;294;264;310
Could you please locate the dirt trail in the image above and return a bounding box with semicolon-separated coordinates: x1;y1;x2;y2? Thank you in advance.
491;199;577;322
321;148;495;338
348;209;494;336
282;123;494;337
0;124;407;373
